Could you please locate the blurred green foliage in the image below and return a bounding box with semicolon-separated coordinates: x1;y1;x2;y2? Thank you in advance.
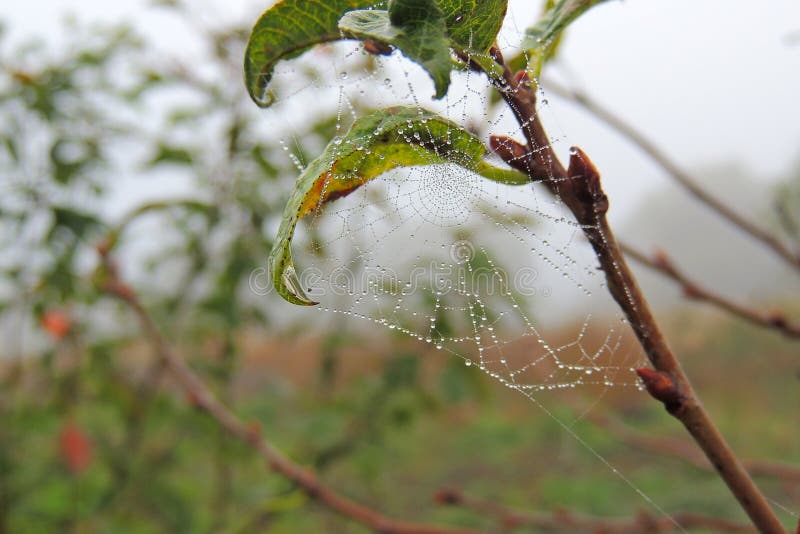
0;4;798;533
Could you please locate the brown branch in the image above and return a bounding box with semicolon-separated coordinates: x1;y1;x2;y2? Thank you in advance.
480;50;785;533
435;488;753;533
541;78;800;271
96;252;478;534
586;412;800;486
621;242;800;339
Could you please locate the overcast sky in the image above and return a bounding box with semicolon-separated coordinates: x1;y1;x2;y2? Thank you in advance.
3;0;799;227
2;0;799;354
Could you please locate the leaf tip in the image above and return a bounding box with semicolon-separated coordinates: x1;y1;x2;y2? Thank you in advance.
247;76;276;108
269;248;318;306
431;71;452;100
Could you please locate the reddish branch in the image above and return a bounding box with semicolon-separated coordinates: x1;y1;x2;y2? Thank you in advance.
541;78;800;271
479;49;785;533
96;252;478;534
621;243;800;339
435;488;752;533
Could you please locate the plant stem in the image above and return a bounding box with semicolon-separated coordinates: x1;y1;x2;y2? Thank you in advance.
436;487;753;533
585;410;800;486
486;58;785;533
542;78;800;271
621;242;800;339
97;254;478;534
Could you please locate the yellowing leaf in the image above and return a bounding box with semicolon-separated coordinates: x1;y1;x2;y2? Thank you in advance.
244;0;383;107
270;106;527;305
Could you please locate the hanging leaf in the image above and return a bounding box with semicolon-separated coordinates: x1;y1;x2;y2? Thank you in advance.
244;0;384;107
440;0;508;53
521;0;610;77
244;0;507;106
339;0;509;98
269;106;528;305
339;4;452;98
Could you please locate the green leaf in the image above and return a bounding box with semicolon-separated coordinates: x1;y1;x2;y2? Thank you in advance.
522;0;609;77
340;0;509;98
244;0;384;107
339;6;452;98
244;0;507;106
439;0;508;53
269;106;528;306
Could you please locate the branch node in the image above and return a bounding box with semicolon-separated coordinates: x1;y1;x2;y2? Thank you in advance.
103;279;135;301
682;284;702;300
363;39;393;56
567;146;608;218
489;135;527;162
636;368;683;412
489;135;552;182
512;69;529;88
488;45;503;64
185;390;202;409
651;249;670;270
767;312;788;329
634;510;661;531
247;420;262;443
433;488;462;506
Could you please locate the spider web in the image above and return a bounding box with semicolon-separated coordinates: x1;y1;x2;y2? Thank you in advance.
248;6;700;527
264;36;649;398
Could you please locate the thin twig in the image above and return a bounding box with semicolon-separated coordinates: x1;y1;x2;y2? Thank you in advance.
621;242;800;339
586;412;800;486
480;48;785;533
775;198;800;248
435;488;753;533
96;252;478;534
541;78;800;271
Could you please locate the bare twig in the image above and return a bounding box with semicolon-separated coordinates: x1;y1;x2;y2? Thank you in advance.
479;49;785;532
435;488;752;533
541;78;800;271
775;198;800;248
96;252;478;534
621;242;800;339
586;412;800;486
